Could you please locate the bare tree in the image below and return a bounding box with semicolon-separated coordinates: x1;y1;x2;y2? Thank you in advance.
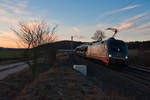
91;30;105;41
11;21;57;49
11;20;58;75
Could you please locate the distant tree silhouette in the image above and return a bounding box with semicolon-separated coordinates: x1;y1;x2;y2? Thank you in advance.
127;41;150;49
91;30;105;41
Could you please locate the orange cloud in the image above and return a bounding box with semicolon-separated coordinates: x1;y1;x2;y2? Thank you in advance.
73;27;80;33
124;12;149;23
101;4;141;16
135;22;150;30
0;32;24;48
116;12;150;32
126;22;150;32
0;37;20;48
116;23;134;30
142;30;150;34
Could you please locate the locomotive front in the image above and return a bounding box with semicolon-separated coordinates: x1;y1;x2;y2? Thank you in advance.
107;38;128;64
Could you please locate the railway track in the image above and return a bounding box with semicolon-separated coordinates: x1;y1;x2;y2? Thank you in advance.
73;54;150;87
121;64;150;86
128;64;150;73
72;55;150;97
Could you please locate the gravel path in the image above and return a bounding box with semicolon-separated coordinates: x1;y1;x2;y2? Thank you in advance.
0;62;27;80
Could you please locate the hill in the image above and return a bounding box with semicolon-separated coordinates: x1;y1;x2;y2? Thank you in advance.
127;41;150;49
1;40;150;50
38;40;83;50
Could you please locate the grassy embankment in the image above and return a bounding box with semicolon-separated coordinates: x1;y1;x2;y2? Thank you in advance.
0;50;24;64
0;50;23;59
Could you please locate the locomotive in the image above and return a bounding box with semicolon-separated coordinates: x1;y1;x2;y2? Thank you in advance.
75;37;128;65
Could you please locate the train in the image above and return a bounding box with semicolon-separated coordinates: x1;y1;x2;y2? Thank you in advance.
74;37;128;65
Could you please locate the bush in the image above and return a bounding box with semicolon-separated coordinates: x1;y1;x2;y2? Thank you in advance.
24;47;57;76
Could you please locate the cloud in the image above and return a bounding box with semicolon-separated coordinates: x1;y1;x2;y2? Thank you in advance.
0;31;21;48
72;27;80;33
0;0;34;48
0;0;31;26
116;12;150;31
127;22;150;32
124;12;150;23
73;35;91;42
101;4;141;16
96;24;106;29
0;38;18;48
16;0;28;8
116;23;134;30
0;32;17;39
135;22;150;30
0;0;30;15
0;9;9;15
142;30;150;34
0;0;61;48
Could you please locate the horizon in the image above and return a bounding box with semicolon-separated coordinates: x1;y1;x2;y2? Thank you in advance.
0;39;150;49
0;0;150;48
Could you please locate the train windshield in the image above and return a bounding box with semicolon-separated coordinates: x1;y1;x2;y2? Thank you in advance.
107;39;128;58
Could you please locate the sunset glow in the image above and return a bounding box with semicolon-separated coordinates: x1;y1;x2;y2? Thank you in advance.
0;0;150;48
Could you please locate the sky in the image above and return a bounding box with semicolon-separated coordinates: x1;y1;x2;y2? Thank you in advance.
0;0;150;48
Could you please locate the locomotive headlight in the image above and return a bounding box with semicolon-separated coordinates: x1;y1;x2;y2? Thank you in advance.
125;56;128;59
108;54;112;57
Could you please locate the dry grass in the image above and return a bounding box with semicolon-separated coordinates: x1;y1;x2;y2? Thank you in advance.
0;53;136;100
128;49;150;67
0;50;23;59
13;55;134;100
0;68;34;100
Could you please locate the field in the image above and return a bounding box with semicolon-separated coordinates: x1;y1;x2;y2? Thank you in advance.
0;50;23;59
0;53;136;100
0;44;150;99
0;50;24;64
128;49;150;67
0;48;150;67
